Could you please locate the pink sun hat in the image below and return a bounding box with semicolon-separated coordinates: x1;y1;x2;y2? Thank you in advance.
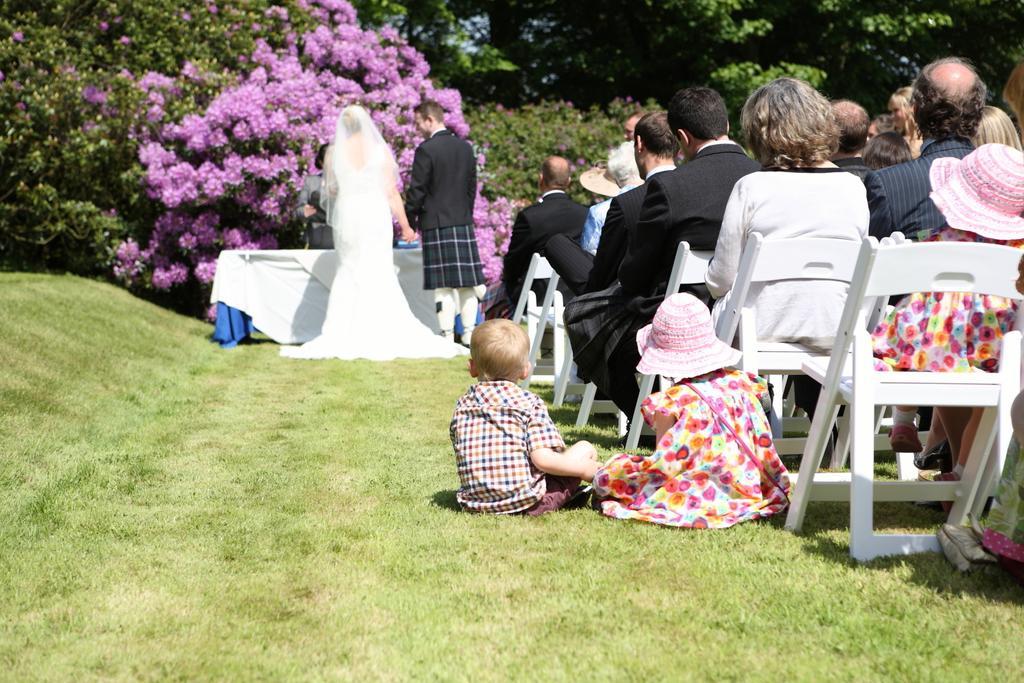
929;143;1024;240
636;293;743;379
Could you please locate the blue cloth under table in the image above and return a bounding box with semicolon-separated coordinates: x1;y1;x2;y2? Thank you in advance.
212;302;256;348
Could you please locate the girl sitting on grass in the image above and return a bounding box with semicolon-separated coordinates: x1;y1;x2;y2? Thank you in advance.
592;293;790;528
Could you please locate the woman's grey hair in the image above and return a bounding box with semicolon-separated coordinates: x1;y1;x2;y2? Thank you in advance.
741;77;839;168
607;141;640;187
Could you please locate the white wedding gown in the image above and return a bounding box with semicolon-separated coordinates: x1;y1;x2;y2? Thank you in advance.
280;121;467;361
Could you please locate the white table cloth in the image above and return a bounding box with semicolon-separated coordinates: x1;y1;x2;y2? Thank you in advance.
210;249;438;344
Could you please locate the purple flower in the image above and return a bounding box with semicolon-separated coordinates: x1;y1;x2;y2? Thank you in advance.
11;31;24;43
82;85;108;105
99;21;109;31
181;11;192;21
119;36;132;46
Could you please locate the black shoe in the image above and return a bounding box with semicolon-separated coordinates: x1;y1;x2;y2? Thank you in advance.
914;439;952;473
563;485;592;510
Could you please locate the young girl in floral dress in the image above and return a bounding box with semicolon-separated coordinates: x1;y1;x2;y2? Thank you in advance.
871;144;1024;483
592;293;790;528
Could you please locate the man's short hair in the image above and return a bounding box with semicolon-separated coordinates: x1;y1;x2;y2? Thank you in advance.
414;100;446;123
471;319;529;382
831;100;870;154
634;112;680;157
912;57;987;140
541;156;571;190
667;87;729;140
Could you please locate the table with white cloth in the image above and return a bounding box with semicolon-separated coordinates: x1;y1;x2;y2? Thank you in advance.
210;248;437;347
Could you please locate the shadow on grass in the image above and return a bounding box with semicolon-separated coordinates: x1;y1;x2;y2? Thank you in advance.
791;501;1024;603
430;490;461;512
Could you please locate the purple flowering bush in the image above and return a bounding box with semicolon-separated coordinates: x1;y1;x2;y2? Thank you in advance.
127;0;513;300
1;0;513;314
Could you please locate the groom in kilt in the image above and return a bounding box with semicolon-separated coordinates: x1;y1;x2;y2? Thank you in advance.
406;100;486;344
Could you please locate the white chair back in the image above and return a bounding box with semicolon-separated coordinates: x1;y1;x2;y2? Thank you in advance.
716;233;862;343
511;254;554;324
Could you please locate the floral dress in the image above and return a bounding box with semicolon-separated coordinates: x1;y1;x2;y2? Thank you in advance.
593;369;790;528
872;227;1024;372
984;444;1024;565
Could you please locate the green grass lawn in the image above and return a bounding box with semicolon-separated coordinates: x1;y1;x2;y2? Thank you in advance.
1;273;1022;682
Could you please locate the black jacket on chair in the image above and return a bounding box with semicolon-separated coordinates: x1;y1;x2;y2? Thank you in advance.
502;192;588;305
864;137;974;239
405;130;477;231
584;183;648;293
618;143;761;316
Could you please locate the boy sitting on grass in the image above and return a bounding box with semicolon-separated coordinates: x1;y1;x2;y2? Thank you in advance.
451;319;600;515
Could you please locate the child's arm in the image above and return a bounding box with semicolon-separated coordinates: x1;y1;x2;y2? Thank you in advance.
530;441;600;481
652;413;676;446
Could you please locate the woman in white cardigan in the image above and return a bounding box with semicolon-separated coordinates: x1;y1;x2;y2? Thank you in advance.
706;78;869;348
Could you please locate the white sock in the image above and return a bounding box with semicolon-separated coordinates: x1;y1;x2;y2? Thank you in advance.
892;407;918;427
434;289;456;337
455;286;480;344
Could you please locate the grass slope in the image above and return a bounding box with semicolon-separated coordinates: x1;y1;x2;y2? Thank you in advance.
1;273;1022;681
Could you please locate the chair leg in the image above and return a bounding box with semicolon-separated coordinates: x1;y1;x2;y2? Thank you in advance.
553;352;574;406
576;383;597;427
784;394;840;532
848;390;877;561
949;406;998;525
625;374;657;450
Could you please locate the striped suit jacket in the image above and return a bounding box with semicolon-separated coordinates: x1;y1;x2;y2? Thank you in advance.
865;137;974;239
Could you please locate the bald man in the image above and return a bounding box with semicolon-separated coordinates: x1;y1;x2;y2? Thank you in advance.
865;57;987;239
502;156;588;306
830;99;871;181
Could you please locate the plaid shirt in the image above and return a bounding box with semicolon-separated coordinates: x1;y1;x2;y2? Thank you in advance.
451;381;565;514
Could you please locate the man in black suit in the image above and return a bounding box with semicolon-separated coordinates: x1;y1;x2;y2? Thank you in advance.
830;100;871;181
501;156;588;306
567;86;760;418
865;57;986;239
545;112;679;297
406;100;486;342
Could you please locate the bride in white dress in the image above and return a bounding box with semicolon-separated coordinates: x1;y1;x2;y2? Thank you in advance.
281;106;468;360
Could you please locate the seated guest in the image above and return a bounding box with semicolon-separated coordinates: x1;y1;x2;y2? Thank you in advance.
867;113;895;140
297;144;332;248
866;57;987;240
706;77;868;349
546;113;677;297
888;86;924;158
863;131;913;170
578;143;642;256
502;156;588;306
566;88;759;419
623;110;644;141
830;99;872;181
973;105;1022;150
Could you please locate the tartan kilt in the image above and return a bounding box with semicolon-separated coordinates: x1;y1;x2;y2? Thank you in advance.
421;224;486;289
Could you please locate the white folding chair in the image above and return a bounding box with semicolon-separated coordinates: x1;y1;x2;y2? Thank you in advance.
785;237;1023;561
622;241;713;449
713;233;864;454
512;254;570;388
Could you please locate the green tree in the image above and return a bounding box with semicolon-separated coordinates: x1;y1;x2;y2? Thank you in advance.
354;0;1024;116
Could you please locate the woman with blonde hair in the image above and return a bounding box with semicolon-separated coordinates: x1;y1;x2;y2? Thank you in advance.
888;85;923;157
972;105;1022;150
706;78;868;418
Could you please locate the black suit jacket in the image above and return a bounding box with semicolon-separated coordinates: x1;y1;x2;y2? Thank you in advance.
405;130;476;231
617;144;760;315
502;192;588;304
585;183;648;293
833;156;872;182
865;137;974;239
